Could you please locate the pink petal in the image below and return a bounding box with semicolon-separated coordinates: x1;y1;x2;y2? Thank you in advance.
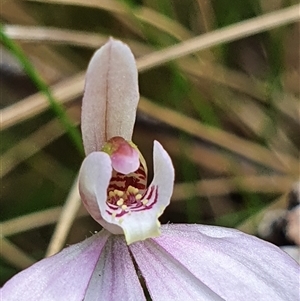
84;235;146;301
129;237;223;300
132;224;299;301
1;231;110;301
81;38;139;155
101;141;175;244
78;151;123;234
149;141;175;210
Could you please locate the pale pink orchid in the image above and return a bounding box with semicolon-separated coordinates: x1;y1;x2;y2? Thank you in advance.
1;39;299;301
79;39;174;245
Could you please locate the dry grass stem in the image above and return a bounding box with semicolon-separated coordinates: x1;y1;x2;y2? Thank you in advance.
1;73;84;130
1;1;78;79
1;207;89;237
2;56;269;132
3;5;298;130
237;194;288;235
158;135;248;175
0;238;36;269
195;0;215;32
178;59;267;101
1;107;80;178
139;97;298;174
46;175;81;257
1;207;63;236
3;25;108;48
134;6;192;40
25;0;192;41
274;94;300;125
136;5;300;71
172;175;295;201
3;25;154;55
25;0;126;14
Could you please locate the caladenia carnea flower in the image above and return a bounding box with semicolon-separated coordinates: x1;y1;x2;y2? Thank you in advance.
79;38;174;245
1;39;299;301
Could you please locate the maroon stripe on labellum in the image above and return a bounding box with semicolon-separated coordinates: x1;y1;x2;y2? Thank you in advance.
144;186;158;208
108;184;126;190
146;187;158;208
136;167;146;178
131;203;143;209
131;186;158;212
145;186;155;201
106;203;119;210
105;185;159;218
108;166;147;192
106;209;128;218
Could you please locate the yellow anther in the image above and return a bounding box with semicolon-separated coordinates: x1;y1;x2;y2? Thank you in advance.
116;190;124;197
121;204;128;211
127;186;135;194
135;194;142;200
117;198;124;206
142;199;148;205
109;191;115;198
127;186;139;195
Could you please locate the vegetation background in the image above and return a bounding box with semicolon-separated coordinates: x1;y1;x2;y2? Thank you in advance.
1;0;299;286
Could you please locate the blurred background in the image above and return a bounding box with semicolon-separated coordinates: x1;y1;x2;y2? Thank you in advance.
1;0;299;286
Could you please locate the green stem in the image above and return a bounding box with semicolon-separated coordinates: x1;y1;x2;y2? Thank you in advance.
0;24;84;155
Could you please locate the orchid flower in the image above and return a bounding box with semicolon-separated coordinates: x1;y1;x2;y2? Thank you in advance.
79;38;174;245
1;39;299;301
